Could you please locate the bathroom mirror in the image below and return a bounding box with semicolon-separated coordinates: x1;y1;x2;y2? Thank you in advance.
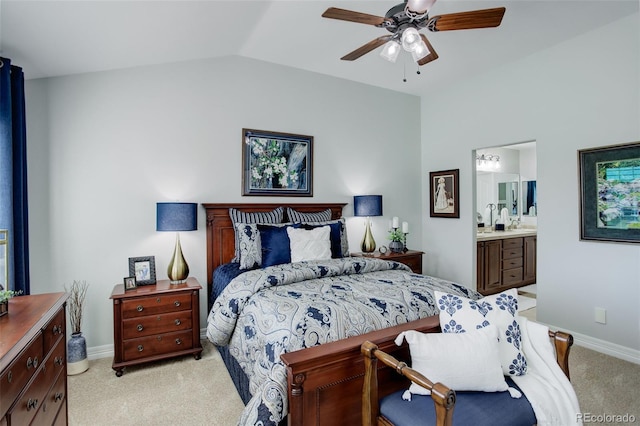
522;180;537;216
498;180;518;216
477;172;520;224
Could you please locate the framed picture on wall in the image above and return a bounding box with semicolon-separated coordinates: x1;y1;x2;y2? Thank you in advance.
242;128;313;196
429;169;460;218
579;141;640;243
128;256;156;285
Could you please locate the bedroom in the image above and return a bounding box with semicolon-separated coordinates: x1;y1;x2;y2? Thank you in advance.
0;0;638;423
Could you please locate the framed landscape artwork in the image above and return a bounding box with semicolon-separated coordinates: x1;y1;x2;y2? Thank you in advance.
579;141;640;243
242;128;313;196
429;169;460;218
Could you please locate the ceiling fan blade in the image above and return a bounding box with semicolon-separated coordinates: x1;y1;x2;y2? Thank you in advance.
341;36;392;61
417;34;439;66
322;7;388;26
427;7;506;32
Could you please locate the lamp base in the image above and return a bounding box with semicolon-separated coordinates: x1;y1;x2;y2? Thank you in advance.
360;218;377;253
168;233;189;284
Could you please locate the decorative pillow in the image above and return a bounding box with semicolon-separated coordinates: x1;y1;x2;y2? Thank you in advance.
286;207;332;223
394;326;512;397
435;289;527;376
300;218;349;257
235;223;261;270
258;223;300;267
287;226;332;263
229;207;284;262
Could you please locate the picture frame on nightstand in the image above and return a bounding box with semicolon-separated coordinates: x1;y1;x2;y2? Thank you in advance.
128;256;156;285
123;276;137;291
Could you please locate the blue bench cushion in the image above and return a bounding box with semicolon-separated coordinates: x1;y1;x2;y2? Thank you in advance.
379;377;536;426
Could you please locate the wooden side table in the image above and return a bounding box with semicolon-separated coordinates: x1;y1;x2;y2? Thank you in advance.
351;249;424;274
110;277;203;376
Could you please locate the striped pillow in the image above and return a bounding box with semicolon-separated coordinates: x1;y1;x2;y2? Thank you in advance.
286;207;332;223
229;207;284;262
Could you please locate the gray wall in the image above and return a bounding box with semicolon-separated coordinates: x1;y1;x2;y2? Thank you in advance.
421;13;639;360
25;56;422;352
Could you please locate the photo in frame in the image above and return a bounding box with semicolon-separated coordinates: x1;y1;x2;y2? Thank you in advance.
429;169;460;218
242;128;313;196
579;141;640;243
128;256;156;285
123;276;137;291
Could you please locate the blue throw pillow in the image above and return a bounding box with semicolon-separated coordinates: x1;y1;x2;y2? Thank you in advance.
258;223;301;267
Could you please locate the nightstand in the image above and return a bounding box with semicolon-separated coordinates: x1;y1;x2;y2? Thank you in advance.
110;277;203;376
351;249;424;274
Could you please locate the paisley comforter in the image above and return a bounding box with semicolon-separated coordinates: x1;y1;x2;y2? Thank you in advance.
206;257;479;426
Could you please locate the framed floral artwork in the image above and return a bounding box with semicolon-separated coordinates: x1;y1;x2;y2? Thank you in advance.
429;169;460;218
579;141;640;243
242;128;313;196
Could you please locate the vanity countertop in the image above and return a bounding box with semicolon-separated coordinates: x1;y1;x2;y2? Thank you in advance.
476;228;537;241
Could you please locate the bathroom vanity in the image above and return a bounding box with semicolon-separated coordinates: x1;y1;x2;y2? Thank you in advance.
476;229;536;295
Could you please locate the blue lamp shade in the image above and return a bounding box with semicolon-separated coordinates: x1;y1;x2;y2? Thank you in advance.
156;203;197;232
353;195;383;217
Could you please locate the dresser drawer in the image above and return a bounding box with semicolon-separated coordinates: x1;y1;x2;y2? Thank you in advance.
502;237;523;249
31;366;66;426
122;293;192;319
502;267;523;286
502;257;523;269
40;338;66;388
43;309;66;355
122;330;193;361
122;311;193;339
0;333;44;415
8;358;51;426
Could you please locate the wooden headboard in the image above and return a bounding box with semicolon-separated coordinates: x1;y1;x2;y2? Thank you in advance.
202;203;347;309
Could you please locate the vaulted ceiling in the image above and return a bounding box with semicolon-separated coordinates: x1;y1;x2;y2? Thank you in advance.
1;1;637;97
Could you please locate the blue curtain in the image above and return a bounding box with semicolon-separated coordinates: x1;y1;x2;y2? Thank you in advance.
0;57;30;295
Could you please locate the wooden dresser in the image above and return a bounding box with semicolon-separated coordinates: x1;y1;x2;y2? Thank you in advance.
110;277;202;376
0;292;70;426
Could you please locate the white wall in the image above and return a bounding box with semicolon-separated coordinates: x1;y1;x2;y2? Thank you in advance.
25;56;422;350
422;13;639;360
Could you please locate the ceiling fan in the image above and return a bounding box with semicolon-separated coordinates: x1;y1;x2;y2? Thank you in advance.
322;0;506;66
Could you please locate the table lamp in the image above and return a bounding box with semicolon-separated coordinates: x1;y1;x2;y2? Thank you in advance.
156;202;197;284
353;195;383;253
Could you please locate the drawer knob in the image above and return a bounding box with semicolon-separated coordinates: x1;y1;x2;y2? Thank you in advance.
174;319;181;326
137;345;144;352
54;392;64;402
137;324;144;332
52;325;59;334
175;338;182;345
26;356;38;369
137;305;144;312
7;370;12;383
54;356;64;366
174;301;181;307
27;398;38;411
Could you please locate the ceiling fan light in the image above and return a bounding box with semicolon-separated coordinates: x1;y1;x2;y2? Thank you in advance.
405;0;437;14
401;27;421;52
380;40;401;63
411;39;430;61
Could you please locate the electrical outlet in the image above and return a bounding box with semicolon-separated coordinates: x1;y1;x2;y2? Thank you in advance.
595;307;606;324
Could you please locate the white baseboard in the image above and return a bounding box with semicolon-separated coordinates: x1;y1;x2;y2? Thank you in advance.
87;329;210;361
86;327;639;365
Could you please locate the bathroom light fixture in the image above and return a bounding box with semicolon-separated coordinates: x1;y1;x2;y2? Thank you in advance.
157;202;197;284
353;195;383;253
476;154;500;171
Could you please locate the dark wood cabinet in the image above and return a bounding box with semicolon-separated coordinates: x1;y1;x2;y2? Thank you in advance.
351;250;424;274
0;293;69;426
477;236;536;295
110;277;203;376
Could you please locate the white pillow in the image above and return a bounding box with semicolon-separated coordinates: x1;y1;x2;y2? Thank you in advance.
395;326;510;396
434;288;527;376
287;226;332;262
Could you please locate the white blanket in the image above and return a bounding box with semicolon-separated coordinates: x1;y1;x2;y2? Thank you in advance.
512;317;583;426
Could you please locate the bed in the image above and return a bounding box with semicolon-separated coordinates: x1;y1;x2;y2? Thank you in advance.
203;203;481;426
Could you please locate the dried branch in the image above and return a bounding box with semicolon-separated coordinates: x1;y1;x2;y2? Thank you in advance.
65;280;89;334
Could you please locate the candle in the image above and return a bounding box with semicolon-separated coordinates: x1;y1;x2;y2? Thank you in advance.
392;217;399;228
402;221;409;233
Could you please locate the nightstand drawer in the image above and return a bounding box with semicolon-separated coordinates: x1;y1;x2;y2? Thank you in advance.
396;256;422;274
122;311;193;339
123;331;193;361
121;293;191;319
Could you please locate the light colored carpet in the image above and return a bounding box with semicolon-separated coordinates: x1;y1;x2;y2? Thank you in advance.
69;324;639;425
